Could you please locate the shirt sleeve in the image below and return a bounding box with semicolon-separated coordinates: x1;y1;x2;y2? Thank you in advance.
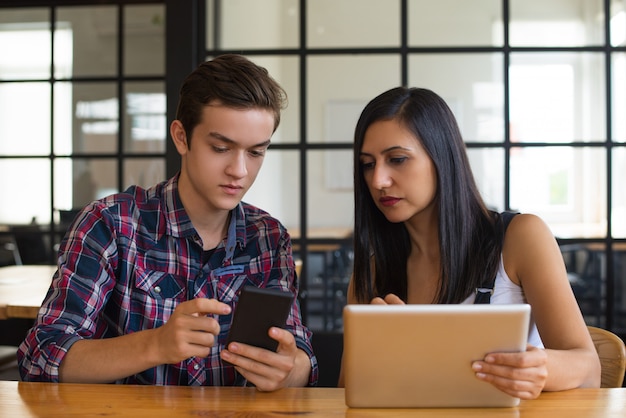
274;229;319;387
17;203;119;381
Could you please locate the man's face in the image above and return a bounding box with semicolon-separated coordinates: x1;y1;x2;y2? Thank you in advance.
173;103;275;215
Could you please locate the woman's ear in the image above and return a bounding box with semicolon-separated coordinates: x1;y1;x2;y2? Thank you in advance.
170;120;188;154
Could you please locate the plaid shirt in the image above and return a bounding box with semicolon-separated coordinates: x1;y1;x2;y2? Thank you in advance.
17;175;318;386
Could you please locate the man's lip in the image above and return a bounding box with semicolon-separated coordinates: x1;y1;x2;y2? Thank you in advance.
221;184;243;195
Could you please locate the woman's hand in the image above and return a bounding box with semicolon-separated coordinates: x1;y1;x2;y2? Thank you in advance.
472;345;548;399
370;294;405;305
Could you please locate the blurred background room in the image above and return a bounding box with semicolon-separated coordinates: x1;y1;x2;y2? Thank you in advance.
0;0;625;385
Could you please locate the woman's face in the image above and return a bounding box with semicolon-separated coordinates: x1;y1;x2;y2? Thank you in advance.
359;119;438;224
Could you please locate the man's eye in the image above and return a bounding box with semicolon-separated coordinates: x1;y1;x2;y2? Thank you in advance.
249;149;266;157
212;146;228;153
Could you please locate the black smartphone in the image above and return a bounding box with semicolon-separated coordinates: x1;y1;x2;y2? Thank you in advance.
225;286;294;352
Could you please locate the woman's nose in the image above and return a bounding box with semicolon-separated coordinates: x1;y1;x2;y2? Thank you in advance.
371;165;392;189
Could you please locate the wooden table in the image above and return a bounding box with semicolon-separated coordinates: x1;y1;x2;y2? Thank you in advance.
0;265;56;320
0;382;624;418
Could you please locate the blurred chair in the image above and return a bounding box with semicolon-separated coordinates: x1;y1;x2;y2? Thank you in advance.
0;235;22;266
11;224;49;265
0;346;19;381
588;326;626;388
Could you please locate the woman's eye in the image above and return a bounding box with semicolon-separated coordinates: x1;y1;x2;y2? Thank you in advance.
361;161;375;170
389;156;407;165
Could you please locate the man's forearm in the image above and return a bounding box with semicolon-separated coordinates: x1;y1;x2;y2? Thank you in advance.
59;328;161;383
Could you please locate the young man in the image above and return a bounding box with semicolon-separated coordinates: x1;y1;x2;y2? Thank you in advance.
17;54;317;390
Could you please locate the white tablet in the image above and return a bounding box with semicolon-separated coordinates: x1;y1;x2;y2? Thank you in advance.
342;303;531;408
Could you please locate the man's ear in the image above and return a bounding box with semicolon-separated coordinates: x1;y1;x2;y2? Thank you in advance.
170;120;188;154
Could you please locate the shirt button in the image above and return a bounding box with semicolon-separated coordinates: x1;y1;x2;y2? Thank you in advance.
154;286;161;294
193;363;200;371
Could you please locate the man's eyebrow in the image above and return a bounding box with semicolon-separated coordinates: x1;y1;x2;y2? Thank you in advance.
209;131;271;148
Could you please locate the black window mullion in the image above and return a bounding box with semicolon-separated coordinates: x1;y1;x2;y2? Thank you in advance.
604;0;614;330
116;4;125;193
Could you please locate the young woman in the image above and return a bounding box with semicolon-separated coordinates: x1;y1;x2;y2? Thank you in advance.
338;87;600;399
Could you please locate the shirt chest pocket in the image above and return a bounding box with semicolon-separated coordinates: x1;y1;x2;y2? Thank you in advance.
135;269;185;299
129;268;187;330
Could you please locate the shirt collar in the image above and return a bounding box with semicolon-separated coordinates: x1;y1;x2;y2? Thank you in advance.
162;173;248;254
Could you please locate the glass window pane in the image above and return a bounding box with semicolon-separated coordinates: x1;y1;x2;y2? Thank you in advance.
124;5;165;76
560;242;605;327
467;148;504;211
0;82;50;156
123;82;166;153
244;150;300;231
88;158;118;201
54;157;119;210
58;82;119;155
408;53;504;143
613;147;626;238
612;2;626;46
409;0;502;46
307;55;401;143
56;6;117;78
510;146;606;238
0;158;51;224
0;8;50;80
307;0;399;48
510;0;604;47
210;0;299;49
53;157;117;212
306;150;353;235
123;158;165;191
612;53;626;143
510;52;605;143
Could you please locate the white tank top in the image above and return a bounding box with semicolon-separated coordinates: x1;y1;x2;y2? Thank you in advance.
462;255;544;348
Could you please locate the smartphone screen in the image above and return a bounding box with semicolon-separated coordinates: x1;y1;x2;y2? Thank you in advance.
225;286;294;352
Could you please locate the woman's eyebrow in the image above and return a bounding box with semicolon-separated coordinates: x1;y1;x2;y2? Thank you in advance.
360;145;412;157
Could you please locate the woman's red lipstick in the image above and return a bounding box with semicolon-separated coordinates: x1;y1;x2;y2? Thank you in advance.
379;196;401;207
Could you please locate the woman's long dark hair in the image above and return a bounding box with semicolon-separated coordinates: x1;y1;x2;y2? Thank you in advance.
352;87;504;304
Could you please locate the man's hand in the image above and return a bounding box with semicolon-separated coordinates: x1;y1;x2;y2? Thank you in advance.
220;327;310;391
155;298;231;364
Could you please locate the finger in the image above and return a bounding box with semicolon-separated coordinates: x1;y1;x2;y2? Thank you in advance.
176;298;231;316
482;346;546;369
480;378;540;400
188;315;222;336
271;328;297;352
220;345;288;392
370;297;387;305
222;332;296;376
383;294;405;304
473;371;542;400
157;318;221;363
472;356;547;400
